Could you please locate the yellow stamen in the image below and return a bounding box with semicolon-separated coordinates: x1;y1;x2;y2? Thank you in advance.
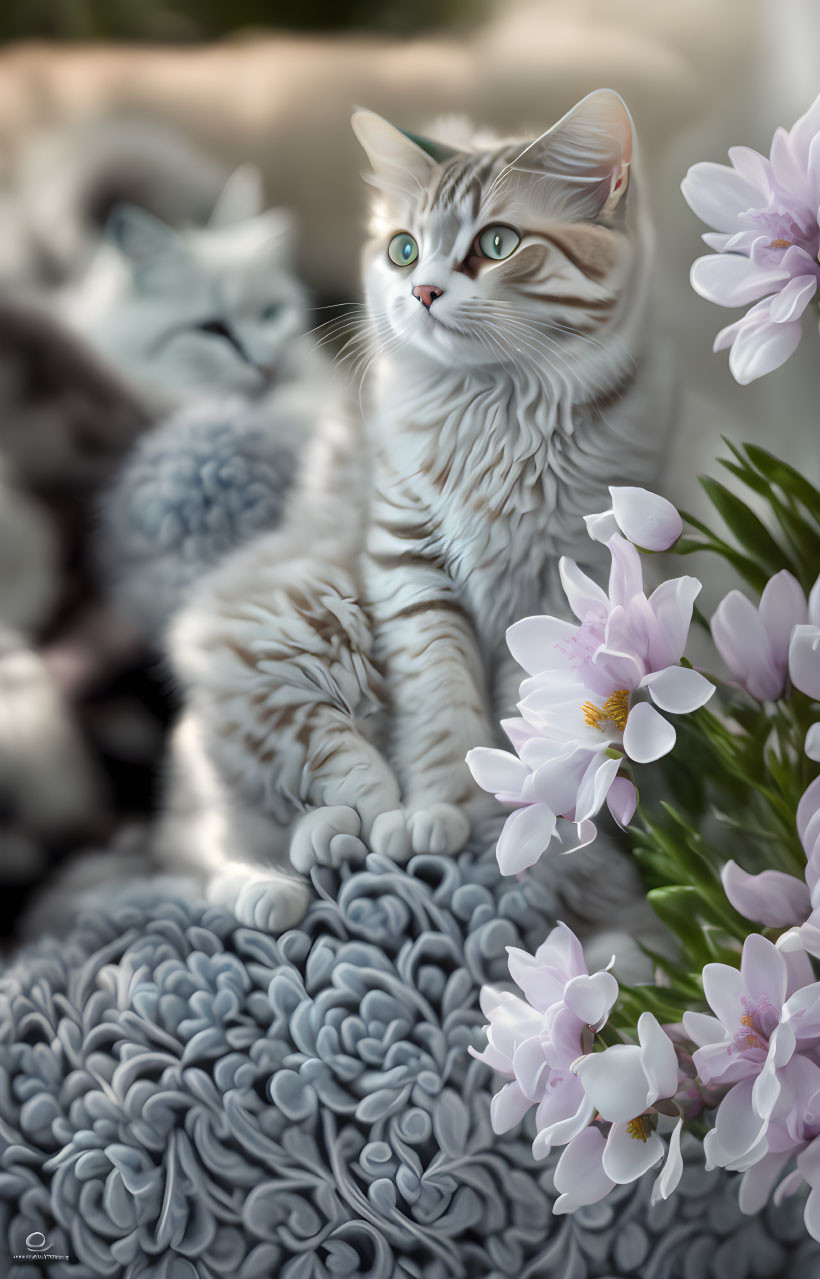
626;1115;654;1143
769;238;791;248
582;689;629;733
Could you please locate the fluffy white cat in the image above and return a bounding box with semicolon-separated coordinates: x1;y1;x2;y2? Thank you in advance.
65;166;341;637
160;89;672;933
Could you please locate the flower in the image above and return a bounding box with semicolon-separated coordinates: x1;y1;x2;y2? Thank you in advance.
789;577;820;755
571;1012;683;1190
584;485;683;552
682;92;820;382
684;934;820;1169
470;922;618;1148
466;533;713;874
710;570;807;701
721;774;820;936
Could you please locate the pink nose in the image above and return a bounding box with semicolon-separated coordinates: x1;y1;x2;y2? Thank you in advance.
412;284;444;309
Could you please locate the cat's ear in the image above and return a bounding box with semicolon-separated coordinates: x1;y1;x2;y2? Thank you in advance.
209;164;265;227
351;108;458;198
508;90;634;222
105;203;196;294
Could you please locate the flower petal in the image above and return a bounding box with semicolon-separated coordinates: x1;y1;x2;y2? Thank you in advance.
807;724;820;762
729;315;803;384
622;702;676;764
690;254;788;306
790;624;820;699
608;486;683;551
651;1119;684;1204
575;1043;648;1122
681;160;766;231
559;557;609;621
563;971;619;1028
769;274;817;323
637;1012;679;1103
721;861;810;928
490;1080;533;1133
573;754;621;823
506;615;579;676
606;776;638;828
641;665;715;714
551;1126;615;1211
739;1150;794;1214
760;570;808;665
495;802;556;875
584;510;619;544
741;933;787;1009
602;1120;664;1184
711;589;779;698
466;747;529;797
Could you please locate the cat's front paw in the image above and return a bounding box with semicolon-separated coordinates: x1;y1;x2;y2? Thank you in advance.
289;805;367;873
406;802;470;856
207;861;310;933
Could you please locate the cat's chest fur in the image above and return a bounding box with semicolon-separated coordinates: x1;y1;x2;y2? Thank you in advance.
374;364;641;655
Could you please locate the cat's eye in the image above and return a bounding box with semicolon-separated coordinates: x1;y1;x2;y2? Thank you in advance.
387;232;419;268
477;225;520;261
262;303;281;321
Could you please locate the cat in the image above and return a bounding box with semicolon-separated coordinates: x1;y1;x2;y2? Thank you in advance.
159;89;672;933
60;164;339;639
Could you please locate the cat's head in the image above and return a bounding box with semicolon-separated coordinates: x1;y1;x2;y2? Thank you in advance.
65;165;308;403
353;90;647;377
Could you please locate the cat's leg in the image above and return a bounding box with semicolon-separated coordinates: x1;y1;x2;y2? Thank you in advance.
364;549;497;856
166;530;405;927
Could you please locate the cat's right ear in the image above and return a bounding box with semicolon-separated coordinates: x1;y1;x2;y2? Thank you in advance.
105;204;194;294
352;109;453;199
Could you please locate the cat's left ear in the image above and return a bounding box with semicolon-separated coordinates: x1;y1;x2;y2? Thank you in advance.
352;108;459;199
247;208;295;263
209;164;265;227
511;89;634;222
105;203;197;295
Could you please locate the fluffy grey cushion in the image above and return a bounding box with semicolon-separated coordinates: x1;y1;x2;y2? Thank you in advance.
0;849;815;1278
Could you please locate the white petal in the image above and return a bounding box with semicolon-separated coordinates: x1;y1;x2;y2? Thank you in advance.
558;557;609;621
466;747;529;797
563;971;619;1028
490;1081;533;1133
551;1126;615;1211
584;510;619;544
495;803;555;875
790;625;820;699
575;1043;648;1122
810;574;820;628
681;161;766;230
769;274;817;323
729;315;803;384
609;486;683;551
602;1120;664;1184
606;776;638;828
721;861;810;928
759;571;808;662
637;1012;679;1102
683;1010;725;1046
506;615;579;676
710;590;777;697
641;665;715;714
623;702;676;764
573;755;621;823
690;254;788;306
806;724;820;762
739;1150;793;1214
651;1119;684;1204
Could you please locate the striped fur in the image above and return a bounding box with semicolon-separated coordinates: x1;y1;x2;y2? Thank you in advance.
161;91;671;932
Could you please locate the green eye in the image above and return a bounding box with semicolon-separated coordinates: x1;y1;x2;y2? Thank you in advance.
477;224;520;260
387;232;419;267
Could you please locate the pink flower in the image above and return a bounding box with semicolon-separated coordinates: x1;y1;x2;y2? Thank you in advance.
721;774;820;936
584;486;683;552
710;570;807;701
685;935;820;1168
682;92;820;382
470;922;618;1145
466;534;712;874
789;576;820;753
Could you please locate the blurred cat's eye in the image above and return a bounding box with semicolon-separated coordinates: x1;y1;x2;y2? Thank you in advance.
477;225;520;261
387;232;419;267
262;303;282;321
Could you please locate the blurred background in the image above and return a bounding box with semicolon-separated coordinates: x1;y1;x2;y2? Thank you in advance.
0;0;817;943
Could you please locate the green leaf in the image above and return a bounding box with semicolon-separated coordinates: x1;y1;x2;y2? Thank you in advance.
743;443;820;515
698;476;795;577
